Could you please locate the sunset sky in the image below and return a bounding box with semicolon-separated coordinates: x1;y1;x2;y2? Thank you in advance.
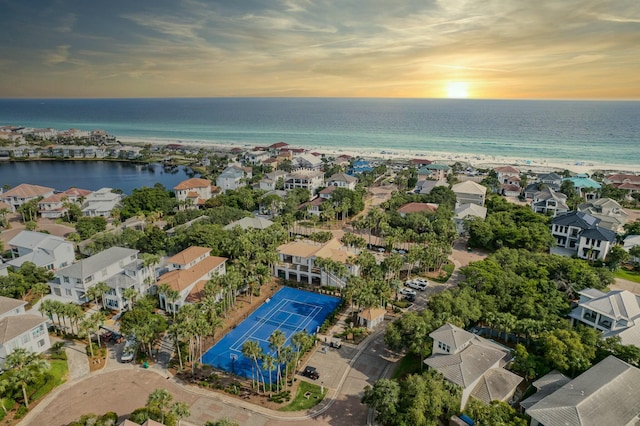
1;0;639;99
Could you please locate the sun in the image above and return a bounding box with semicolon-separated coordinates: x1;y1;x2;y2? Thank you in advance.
446;82;469;99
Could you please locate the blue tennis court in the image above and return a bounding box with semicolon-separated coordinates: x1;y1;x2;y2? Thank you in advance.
201;287;341;382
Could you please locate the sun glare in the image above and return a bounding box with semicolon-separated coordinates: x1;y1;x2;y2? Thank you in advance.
446;82;469;99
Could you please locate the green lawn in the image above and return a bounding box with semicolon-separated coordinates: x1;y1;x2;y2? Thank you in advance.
430;263;455;284
615;269;640;284
31;359;68;401
279;381;326;412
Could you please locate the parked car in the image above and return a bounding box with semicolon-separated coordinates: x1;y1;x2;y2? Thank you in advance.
400;287;417;296
408;278;428;291
120;338;137;363
403;294;415;302
302;366;319;380
329;338;342;349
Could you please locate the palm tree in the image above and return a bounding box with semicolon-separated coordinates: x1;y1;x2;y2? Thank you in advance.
86;281;109;309
268;330;286;392
123;287;138;311
157;282;172;310
0;377;14;414
147;388;173;424
5;348;50;408
261;354;277;395
170;401;191;423
242;340;264;392
168;322;185;371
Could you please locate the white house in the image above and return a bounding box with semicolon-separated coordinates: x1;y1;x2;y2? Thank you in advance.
295;153;323;170
7;231;75;271
49;247;151;310
216;166;247;193
424;323;522;409
578;198;629;233
523;356;640;426
452;181;487;207
0;183;55;212
174;178;215;209
81;188;122;217
454;203;487;235
38;187;92;219
258;170;288;191
531;187;569;217
245;150;270;165
569;288;640;347
275;238;360;288
326;172;358;190
156;247;227;313
0;296;50;368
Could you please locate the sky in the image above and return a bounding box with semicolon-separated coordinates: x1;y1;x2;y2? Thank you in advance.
1;0;639;99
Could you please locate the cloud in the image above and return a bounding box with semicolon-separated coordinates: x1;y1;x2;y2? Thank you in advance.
56;13;77;33
44;45;71;65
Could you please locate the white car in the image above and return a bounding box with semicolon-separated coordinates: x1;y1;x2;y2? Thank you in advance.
400;287;417;296
407;279;428;291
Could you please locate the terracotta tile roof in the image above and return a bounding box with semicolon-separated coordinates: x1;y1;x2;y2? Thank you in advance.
269;142;289;149
185;280;209;303
157;255;227;292
495;166;520;174
2;183;54;198
358;307;386;321
63;188;92;197
174;178;212;190
397;202;438;214
167;246;211;265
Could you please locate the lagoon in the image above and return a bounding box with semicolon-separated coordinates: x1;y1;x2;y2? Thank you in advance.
0;161;195;194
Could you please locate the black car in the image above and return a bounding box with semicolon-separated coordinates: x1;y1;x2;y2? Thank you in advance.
302;366;319;380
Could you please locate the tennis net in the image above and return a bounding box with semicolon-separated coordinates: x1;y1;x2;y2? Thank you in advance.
255;316;301;331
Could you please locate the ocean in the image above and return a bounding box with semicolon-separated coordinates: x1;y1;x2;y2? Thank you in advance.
0;98;638;167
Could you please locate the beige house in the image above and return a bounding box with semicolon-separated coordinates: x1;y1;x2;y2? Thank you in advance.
357;308;386;329
424;323;522;409
156;246;227;312
275;238;359;288
174;178;215;209
452;181;487;207
38;187;92;218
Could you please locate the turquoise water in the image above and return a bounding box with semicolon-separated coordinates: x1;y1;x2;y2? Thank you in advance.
0;98;638;166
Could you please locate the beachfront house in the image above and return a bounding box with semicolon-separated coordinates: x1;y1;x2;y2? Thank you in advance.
7;231;74;271
216;166;247;193
452;181;487;207
347;159;373;175
0;183;55;212
523;356;640;426
156;246;227;313
569;288;640;347
578;198;628;233
0;296;50;368
417;163;451;181
38;187;92;219
604;173;640;198
284;169;324;193
81;187;123;218
49;247;152;310
424;323;523;410
531;187;569;217
563;173;601;200
550;211;616;260
275;238;360;288
494;166;520;184
174;177;215;210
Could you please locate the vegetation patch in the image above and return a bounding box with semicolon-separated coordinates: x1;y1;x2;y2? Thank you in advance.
391;353;423;380
279;381;326;412
615;269;640;284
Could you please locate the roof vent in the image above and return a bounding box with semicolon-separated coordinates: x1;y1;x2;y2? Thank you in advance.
570;384;574;389
581;390;584;396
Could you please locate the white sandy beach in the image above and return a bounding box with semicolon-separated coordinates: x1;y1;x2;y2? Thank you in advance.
118;136;640;175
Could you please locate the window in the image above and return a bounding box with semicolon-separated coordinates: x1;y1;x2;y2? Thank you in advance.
38;339;46;348
65;288;72;296
22;334;30;344
63;276;70;283
53;288;61;296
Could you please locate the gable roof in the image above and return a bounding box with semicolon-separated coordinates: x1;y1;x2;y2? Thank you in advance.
0;314;47;344
8;231;66;250
552;211;599;228
580;226;616;243
526;356;640;426
327;172;358;184
277;238;352;263
520;370;572;410
495;166;520;174
470;367;524;404
455;203;487;220
397;202;438;215
580;289;640;321
157;256;226;292
0;296;27;316
429;323;476;351
224;217;274;230
57;247;138;279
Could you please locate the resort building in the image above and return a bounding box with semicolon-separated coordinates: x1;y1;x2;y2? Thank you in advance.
81;187;123;218
451;181;487;207
424;323;522;409
569;288;640;347
0;183;55;212
550;211;616;260
7;231;74;271
0;296;51;368
531;187;569;217
284;169;324;193
174;178;215;209
156;247;227;313
38;187;92;219
49;247;152;310
275;238;360;288
523;356;640;426
578;198;628;233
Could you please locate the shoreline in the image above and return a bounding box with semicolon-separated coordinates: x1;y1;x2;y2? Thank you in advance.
119;136;640;175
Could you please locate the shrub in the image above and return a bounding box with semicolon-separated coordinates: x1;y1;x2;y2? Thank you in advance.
14;405;28;419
